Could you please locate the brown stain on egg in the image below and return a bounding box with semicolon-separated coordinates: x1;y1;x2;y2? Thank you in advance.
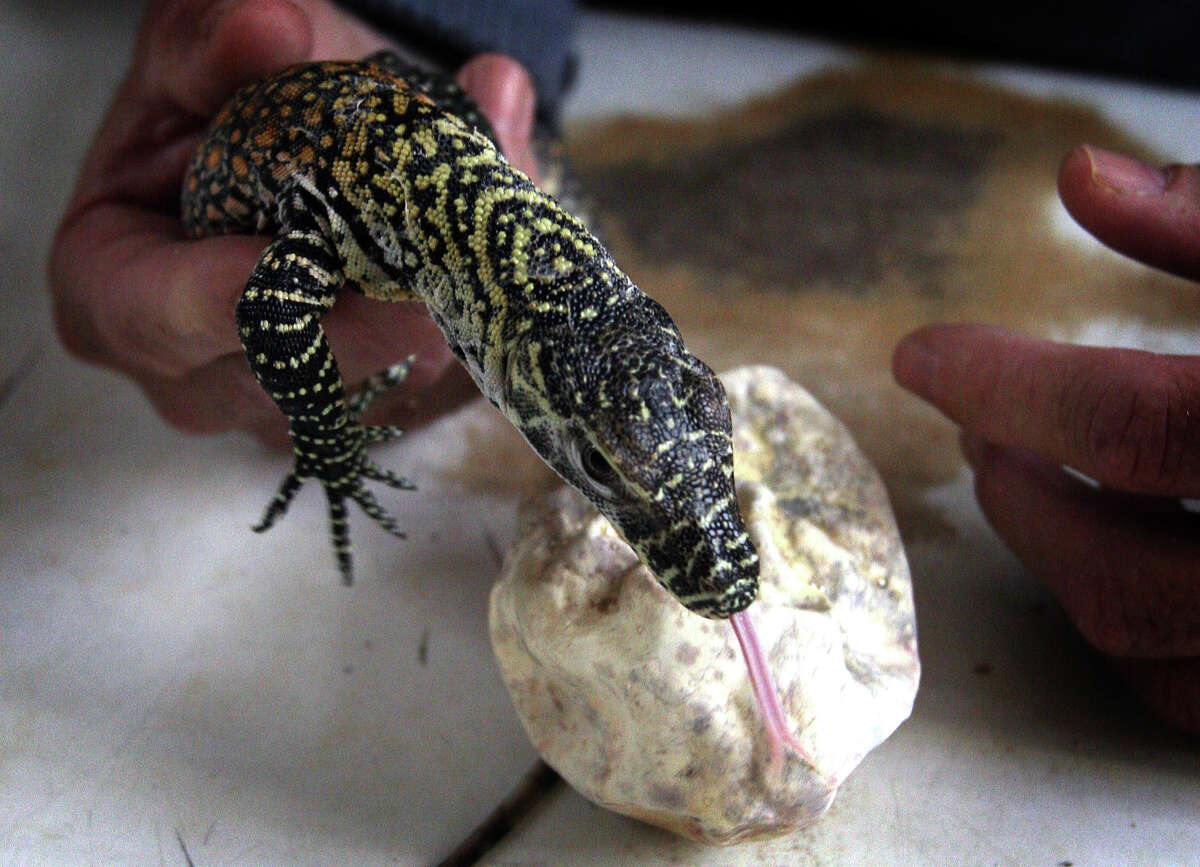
676;643;700;666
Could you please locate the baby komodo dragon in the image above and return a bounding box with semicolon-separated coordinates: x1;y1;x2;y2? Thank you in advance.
182;52;760;617
183;53;813;764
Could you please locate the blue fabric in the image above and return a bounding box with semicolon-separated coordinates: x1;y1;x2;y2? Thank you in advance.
336;0;577;123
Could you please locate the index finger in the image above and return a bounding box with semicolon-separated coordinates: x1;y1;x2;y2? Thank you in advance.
1059;146;1200;283
892;323;1200;498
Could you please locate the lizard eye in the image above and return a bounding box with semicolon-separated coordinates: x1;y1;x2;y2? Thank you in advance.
566;437;620;499
581;444;618;487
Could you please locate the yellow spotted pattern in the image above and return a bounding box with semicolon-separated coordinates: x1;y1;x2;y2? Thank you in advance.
180;53;759;617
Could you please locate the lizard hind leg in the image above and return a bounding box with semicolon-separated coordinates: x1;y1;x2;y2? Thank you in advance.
237;227;414;583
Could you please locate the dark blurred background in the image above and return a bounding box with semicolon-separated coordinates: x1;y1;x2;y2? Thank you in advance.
587;1;1200;91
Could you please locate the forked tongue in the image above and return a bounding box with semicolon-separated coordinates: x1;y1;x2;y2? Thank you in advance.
730;609;819;771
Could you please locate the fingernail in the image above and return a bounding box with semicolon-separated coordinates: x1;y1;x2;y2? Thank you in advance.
1083;145;1167;196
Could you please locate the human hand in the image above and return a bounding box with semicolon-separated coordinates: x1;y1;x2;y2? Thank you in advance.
893;145;1200;733
49;0;540;446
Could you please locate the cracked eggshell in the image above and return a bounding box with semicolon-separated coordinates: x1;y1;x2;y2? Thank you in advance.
488;366;919;844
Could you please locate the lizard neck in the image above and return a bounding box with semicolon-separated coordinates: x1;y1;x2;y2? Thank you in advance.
389;112;638;419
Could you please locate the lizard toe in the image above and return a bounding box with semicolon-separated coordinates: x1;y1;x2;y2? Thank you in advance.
362;460;416;490
350;485;407;539
348;355;416;417
253;470;306;533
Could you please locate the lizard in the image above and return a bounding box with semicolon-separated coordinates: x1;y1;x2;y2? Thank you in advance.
182;52;814;766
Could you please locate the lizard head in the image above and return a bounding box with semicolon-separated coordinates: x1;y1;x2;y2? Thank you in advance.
507;315;760;619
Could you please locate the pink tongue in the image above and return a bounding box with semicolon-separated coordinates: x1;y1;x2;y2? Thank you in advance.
730;609;817;769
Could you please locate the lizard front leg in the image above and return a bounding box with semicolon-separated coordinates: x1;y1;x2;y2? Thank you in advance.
236;225;412;582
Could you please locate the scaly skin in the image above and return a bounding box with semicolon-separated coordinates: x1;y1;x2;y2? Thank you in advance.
182;52;760;619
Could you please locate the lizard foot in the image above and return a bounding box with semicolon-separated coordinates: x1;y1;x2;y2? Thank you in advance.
253;423;415;583
253;357;420;582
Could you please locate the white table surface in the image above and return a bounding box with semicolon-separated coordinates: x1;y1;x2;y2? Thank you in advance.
1;4;1198;864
